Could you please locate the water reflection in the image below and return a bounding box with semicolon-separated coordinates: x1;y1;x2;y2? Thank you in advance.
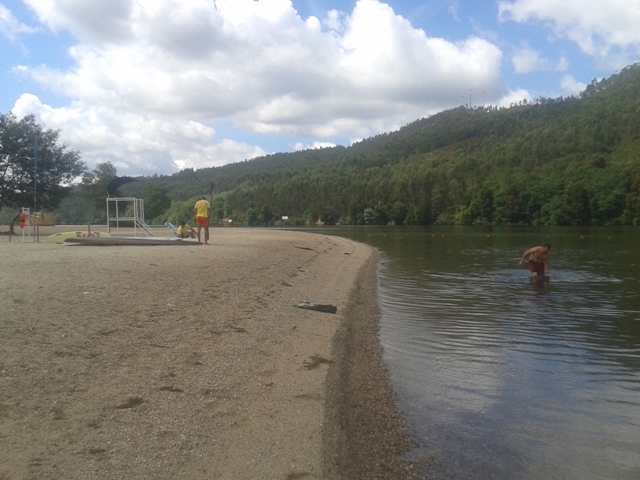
308;226;640;480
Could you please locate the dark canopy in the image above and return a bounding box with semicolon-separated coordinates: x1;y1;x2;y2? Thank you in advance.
106;177;138;197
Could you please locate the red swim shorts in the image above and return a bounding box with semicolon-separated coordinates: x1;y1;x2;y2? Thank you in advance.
528;260;545;276
196;216;209;228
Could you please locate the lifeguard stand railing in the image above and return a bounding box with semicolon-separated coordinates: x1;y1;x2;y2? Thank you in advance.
106;197;155;237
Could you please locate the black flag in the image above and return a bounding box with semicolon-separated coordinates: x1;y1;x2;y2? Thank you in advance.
106;177;138;197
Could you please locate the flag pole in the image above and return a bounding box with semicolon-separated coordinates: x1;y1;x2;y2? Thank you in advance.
209;182;215;221
33;136;38;241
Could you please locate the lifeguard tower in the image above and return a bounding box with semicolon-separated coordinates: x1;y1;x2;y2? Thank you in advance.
105;177;156;237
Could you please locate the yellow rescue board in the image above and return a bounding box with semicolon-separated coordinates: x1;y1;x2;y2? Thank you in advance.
47;231;111;244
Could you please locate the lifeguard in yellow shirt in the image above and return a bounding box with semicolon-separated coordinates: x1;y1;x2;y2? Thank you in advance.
193;197;211;244
177;221;195;239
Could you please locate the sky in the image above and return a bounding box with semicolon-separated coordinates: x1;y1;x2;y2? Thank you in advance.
1;0;640;177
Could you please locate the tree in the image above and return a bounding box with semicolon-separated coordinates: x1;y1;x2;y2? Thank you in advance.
143;183;171;221
562;181;591;225
363;208;376;225
390;201;408;225
0;113;85;211
163;200;196;226
258;204;273;225
246;207;259;226
80;161;118;210
475;185;494;223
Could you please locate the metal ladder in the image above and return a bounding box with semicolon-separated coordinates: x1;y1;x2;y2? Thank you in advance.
135;218;156;237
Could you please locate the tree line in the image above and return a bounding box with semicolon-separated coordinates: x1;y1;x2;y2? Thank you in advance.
150;63;640;227
2;63;640;227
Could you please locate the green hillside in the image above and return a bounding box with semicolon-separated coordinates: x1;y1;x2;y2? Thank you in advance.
68;63;640;226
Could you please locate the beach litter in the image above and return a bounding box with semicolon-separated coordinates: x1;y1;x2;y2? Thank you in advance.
295;301;337;314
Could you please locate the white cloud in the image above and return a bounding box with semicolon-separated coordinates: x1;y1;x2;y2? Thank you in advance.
323;9;346;31
0;3;36;40
497;88;532;108
12;93;265;173
23;0;134;42
560;74;586;96
294;141;337;151
498;0;640;62
512;46;568;74
448;1;460;22
12;0;508;174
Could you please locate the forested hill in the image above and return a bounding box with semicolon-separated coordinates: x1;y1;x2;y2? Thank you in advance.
88;63;640;226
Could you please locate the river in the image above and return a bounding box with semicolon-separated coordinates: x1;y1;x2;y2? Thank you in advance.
306;226;640;480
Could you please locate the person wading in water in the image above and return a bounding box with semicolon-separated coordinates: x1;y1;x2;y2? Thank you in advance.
519;243;551;278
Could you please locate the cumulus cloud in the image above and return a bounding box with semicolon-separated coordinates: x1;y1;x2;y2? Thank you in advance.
12;93;265;173
294;141;337;151
512;46;567;74
23;0;134;43
497;88;532;108
11;0;507;174
560;74;587;96
498;0;640;61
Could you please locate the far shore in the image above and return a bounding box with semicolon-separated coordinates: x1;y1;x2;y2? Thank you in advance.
1;227;418;479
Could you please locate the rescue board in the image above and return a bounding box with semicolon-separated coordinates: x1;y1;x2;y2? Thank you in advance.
165;222;179;237
47;231;111;244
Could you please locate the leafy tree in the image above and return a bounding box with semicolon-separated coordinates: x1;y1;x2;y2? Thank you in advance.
80;161;118;210
562;181;591;225
163;200;196;226
475;185;494;223
246;207;259;226
143;183;171;221
74;161;119;223
0;113;85;212
363;208;376;225
211;197;225;224
258;204;274;225
390;201;408;225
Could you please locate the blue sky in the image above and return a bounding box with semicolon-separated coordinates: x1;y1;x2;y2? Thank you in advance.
2;0;639;176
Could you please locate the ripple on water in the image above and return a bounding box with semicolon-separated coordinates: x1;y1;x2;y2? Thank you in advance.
376;251;640;480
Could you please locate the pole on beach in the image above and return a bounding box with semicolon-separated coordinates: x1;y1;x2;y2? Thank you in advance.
209;182;215;222
33;136;38;241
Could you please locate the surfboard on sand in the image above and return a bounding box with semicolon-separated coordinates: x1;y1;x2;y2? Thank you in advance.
165;222;179;237
47;231;111;244
63;236;201;246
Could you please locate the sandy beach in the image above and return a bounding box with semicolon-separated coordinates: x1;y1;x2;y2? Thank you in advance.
1;227;417;479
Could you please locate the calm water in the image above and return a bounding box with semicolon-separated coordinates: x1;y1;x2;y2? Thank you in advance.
306;226;640;480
